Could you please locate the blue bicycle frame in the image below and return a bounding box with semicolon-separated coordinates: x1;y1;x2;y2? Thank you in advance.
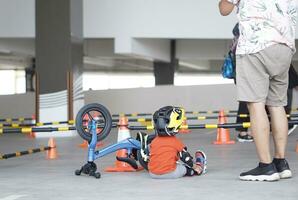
87;120;141;162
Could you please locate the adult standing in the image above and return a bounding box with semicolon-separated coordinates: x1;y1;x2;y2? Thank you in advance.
219;0;297;181
286;64;298;135
230;23;253;142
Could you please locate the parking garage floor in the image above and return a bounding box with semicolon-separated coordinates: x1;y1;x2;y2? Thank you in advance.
0;128;297;200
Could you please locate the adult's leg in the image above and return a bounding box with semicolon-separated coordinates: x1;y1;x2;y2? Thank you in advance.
267;106;288;159
264;45;292;179
236;101;249;132
285;89;293;129
285;89;293;115
247;102;271;163
236;101;253;142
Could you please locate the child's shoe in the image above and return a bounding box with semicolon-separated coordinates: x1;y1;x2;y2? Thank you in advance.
195;150;207;174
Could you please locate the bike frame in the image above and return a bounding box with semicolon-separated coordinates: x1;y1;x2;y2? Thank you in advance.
87;120;141;162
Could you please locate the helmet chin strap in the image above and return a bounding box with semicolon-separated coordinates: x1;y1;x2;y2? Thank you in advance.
165;126;172;136
165;126;178;136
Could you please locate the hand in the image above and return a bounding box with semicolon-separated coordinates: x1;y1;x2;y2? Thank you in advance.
219;0;235;16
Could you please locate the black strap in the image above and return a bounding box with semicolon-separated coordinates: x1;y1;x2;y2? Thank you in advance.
116;156;138;169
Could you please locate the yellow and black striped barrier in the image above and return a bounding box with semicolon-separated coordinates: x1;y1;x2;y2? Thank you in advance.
5;113;298;128
112;108;298;119
0;120;75;128
110;118;152;123
0;146;51;160
0;126;76;134
34;120;75;126
109;113;298;123
111;110;238;117
185;110;237;115
112;113;152;118
0;117;34;123
127;120;298;131
185;113;298;121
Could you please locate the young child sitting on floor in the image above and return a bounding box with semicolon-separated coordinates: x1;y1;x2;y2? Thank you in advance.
148;106;207;179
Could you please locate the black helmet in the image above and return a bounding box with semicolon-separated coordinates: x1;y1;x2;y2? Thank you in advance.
153;106;185;136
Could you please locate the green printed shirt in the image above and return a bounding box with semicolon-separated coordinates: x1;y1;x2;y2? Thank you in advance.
228;0;297;55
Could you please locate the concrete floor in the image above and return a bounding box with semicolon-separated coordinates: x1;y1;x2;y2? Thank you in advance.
0;127;297;200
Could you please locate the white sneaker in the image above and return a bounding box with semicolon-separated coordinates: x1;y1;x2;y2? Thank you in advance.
288;125;297;135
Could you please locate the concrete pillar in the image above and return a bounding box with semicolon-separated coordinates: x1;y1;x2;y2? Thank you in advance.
153;40;177;85
153;61;175;85
35;0;83;136
25;58;35;92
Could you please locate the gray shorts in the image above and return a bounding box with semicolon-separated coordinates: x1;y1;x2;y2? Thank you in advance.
149;163;187;179
236;44;293;106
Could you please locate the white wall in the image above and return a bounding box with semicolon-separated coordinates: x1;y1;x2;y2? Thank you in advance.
0;0;35;37
1;0;297;39
84;84;239;114
84;0;237;39
0;85;297;119
0;93;35;118
85;86;298;115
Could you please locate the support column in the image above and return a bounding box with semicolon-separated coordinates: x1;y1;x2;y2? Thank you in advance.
153;40;178;85
25;58;35;92
35;0;83;136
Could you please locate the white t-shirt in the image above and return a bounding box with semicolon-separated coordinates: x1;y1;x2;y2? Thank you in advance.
227;0;297;55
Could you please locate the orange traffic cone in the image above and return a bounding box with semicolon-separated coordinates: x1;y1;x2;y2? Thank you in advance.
78;113;104;148
79;114;90;148
79;140;88;148
31;114;36;124
27;131;36;139
105;117;142;172
78;140;104;148
46;137;58;159
27;114;36;139
213;109;235;145
179;118;191;134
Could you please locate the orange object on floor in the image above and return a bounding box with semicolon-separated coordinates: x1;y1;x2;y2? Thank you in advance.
78;140;88;148
105;149;143;172
78;140;104;148
46;137;58;159
96;141;104;148
27;132;36;139
105;116;142;172
213;109;235;145
179;118;191;134
31;114;36;122
79;116;104;148
27;114;37;139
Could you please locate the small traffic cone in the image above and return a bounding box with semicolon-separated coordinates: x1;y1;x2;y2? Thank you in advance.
31;114;36;124
27;131;36;139
78;115;104;148
97;141;104;147
79;114;90;148
27;114;36;139
78;140;88;148
95;127;104;147
179;118;191;134
78;140;104;148
213;109;235;145
46;137;58;159
296;140;298;153
105;116;142;172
